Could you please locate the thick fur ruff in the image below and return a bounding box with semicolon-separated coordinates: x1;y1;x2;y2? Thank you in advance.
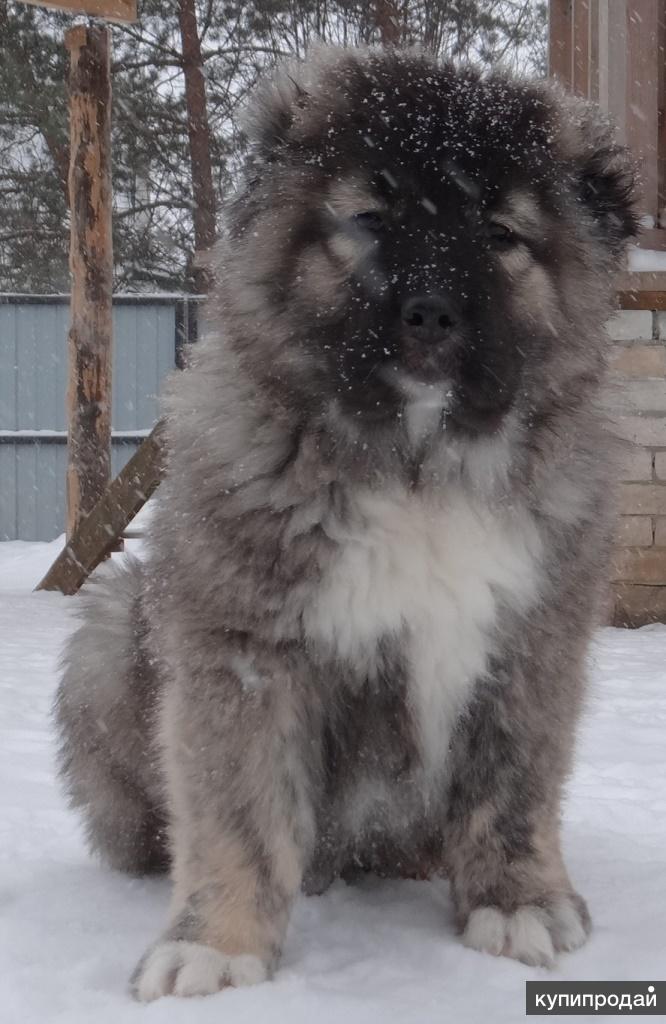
55;46;636;999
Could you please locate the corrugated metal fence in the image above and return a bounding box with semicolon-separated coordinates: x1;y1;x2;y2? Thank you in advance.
0;294;200;541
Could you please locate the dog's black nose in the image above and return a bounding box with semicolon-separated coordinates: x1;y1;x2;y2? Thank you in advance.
401;294;457;342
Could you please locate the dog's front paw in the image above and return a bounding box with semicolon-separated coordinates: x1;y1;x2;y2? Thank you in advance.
130;940;268;1001
462;894;590;967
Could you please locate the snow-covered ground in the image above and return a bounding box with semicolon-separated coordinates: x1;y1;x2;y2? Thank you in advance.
1;540;665;1023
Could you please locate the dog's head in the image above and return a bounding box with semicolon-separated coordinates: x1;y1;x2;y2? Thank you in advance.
222;48;637;440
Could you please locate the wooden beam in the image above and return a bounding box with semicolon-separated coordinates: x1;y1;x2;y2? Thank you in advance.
588;0;599;102
549;0;573;87
626;0;661;225
598;0;628;145
21;0;137;22
657;0;665;226
35;423;166;595
65;25;114;539
572;0;590;97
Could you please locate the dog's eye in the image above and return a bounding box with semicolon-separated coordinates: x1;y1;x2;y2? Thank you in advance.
487;222;517;247
352;211;385;233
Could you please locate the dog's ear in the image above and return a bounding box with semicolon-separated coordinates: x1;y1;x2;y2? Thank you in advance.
245;65;312;162
244;47;351;163
557;94;639;251
577;128;638;249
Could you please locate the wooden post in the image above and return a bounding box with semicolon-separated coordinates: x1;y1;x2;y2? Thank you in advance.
65;24;114;538
625;0;661;228
660;2;666;228
548;0;573;87
551;0;666;247
572;0;590;98
588;0;599;102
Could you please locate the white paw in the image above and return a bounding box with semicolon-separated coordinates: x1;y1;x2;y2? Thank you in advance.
549;895;590;952
131;941;268;1001
462;896;590;968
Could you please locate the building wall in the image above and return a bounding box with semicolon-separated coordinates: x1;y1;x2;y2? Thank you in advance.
607;310;666;626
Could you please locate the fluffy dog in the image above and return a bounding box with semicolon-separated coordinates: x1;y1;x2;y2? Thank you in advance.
55;46;636;1000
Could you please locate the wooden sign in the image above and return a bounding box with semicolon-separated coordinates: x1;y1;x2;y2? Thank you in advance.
20;0;136;23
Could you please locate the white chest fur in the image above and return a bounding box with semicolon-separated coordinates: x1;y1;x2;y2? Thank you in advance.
303;486;543;774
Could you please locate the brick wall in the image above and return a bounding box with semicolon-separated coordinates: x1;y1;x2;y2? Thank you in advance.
607;310;666;626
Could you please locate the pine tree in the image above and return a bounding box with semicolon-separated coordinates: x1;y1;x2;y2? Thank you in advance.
0;0;546;294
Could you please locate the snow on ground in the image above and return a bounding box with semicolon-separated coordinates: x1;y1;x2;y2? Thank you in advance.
1;540;665;1024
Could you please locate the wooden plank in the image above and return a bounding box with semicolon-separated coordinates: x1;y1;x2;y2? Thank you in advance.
626;0;661;225
658;0;666;226
596;0;608;107
65;25;114;538
588;0;599;101
21;0;137;22
549;0;573;87
35;423;166;595
572;0;590;97
599;0;628;145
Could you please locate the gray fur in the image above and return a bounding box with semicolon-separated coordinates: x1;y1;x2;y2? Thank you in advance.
55;46;636;998
55;559;167;874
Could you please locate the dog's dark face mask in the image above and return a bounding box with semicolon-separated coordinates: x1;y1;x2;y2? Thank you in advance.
311;167;541;436
234;53;636;439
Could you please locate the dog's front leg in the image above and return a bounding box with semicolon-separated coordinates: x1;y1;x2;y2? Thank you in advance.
444;650;591;968
131;646;319;1001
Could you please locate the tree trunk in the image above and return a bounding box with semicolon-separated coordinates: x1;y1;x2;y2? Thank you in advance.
178;0;217;292
65;25;114;538
374;0;401;45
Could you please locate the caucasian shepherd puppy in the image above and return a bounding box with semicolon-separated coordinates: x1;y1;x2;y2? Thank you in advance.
56;47;636;1000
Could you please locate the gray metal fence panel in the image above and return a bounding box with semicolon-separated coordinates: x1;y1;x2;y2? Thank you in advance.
112;303;175;430
0;295;200;542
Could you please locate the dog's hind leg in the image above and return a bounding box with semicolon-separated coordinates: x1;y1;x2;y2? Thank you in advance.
54;558;168;875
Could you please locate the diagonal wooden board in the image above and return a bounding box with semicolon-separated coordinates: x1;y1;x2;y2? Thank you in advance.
35;422;165;595
20;0;137;22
